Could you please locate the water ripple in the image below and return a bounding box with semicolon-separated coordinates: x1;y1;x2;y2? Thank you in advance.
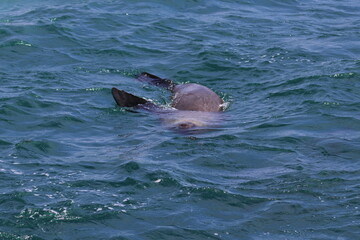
1;0;360;239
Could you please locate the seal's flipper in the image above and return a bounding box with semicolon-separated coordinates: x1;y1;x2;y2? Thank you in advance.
136;72;175;91
112;87;148;107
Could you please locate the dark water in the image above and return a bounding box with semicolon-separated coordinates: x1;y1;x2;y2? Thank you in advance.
1;0;360;239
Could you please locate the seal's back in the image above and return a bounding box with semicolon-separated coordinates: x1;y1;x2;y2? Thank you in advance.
171;84;223;112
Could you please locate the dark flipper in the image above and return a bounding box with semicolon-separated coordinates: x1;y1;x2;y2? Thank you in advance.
136;72;175;91
111;87;148;107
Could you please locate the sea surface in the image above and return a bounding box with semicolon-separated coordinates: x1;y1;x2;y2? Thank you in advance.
1;0;360;239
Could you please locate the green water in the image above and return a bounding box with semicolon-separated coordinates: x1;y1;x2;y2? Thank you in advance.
1;0;360;239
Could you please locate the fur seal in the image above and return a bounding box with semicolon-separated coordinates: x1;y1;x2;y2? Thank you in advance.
112;72;224;131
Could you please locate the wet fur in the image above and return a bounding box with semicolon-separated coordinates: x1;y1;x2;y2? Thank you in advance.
111;72;223;131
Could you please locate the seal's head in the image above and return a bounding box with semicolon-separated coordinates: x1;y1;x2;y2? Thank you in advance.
177;121;196;129
161;110;220;133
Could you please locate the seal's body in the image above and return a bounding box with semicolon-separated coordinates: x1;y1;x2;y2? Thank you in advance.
171;84;223;112
111;72;223;131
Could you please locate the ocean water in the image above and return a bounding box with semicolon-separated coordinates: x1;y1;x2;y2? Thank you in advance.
1;0;360;239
